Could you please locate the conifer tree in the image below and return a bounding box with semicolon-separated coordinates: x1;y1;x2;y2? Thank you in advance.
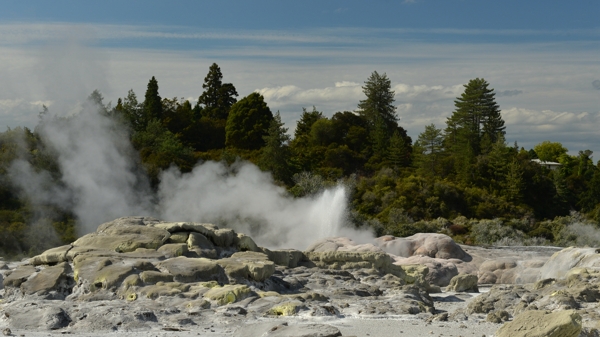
445;78;505;157
260;111;292;184
198;63;238;120
143;76;163;124
357;71;397;132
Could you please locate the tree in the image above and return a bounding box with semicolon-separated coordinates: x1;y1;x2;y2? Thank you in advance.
294;106;323;139
445;78;505;157
116;89;144;131
260;111;292;184
415;124;444;176
143;76;163;123
357;71;397;132
387;130;409;169
225;93;273;150
533;141;568;162
198;63;238;120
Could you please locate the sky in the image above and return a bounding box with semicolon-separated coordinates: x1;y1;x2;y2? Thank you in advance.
0;0;598;157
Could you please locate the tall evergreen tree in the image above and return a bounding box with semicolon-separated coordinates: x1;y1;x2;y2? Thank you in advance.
294;106;323;139
198;63;238;120
143;76;163;123
260;111;292;184
357;71;397;132
445;78;505;157
387;130;409;169
416;124;444;176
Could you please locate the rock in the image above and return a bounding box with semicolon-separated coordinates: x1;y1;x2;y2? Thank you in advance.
157;256;226;283
263;248;304;268
234;233;260;252
73;221;170;253
187;232;217;258
495;309;582;337
203;284;253;305
21;262;73;298
31;245;72;266
266;301;305;316
447;273;478;292
237;323;342;337
539;247;600;280
467;285;530;314
375;233;468;260
394;255;458;286
486;310;510;323
3;265;36;288
6;307;71;330
139;270;174;284
217;251;275;282
157;243;189;258
167;231;189;243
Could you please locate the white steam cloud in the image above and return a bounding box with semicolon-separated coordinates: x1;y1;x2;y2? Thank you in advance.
8;102;371;250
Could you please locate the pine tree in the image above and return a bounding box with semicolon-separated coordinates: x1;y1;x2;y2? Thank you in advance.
198;63;238;120
387;130;409;169
416;124;444;176
445;78;505;157
260;111;292;184
357;71;397;132
143;76;163;123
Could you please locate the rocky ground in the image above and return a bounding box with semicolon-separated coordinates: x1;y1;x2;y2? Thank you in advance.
0;216;599;337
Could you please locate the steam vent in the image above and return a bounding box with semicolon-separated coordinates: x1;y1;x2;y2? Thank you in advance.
0;216;599;336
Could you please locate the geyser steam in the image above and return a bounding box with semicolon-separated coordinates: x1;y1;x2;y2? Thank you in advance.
9;101;373;249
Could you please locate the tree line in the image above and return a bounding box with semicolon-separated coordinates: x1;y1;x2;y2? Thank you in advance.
0;63;599;256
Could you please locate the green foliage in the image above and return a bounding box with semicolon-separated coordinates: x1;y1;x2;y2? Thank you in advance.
132;119;195;186
533;141;567;162
415;124;444;176
198;63;238;119
445;78;505;162
357;71;397;131
143;76;163;124
225;93;273;150
259;112;292;184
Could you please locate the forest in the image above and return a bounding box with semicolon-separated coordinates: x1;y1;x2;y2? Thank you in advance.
1;63;599;257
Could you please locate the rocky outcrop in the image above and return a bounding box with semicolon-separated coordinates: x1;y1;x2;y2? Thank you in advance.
0;216;438;333
495;310;582;337
446;273;478;292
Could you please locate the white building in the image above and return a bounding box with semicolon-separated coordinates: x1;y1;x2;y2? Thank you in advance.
531;159;561;171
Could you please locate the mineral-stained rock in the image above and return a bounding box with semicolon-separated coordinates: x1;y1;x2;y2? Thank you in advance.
446;273;478;292
73;255;155;291
203;284;253;305
217;251;275;282
157;243;189;258
156;256;226;283
30;245;72;266
139;270;174;284
167;231;189;243
394;255;458;286
73;221;170;253
21;262;73;298
266;301;305;316
495;309;582;337
486;310;510;323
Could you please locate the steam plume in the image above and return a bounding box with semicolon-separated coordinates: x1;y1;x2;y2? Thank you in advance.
9;102;373;249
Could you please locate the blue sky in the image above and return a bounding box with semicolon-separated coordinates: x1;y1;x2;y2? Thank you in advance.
0;0;598;156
